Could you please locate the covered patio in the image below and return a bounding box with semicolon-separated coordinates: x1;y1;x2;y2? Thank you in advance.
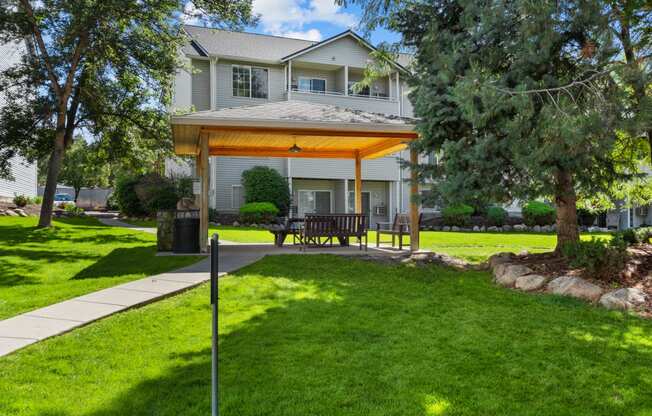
170;101;420;253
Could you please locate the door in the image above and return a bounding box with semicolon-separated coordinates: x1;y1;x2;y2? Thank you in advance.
298;190;332;218
348;191;371;220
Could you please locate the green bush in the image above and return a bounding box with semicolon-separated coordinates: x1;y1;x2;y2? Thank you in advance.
486;206;508;226
241;166;290;216
577;208;597;227
617;227;652;245
114;176;147;217
239;202;279;224
13;194;29;208
522;201;556;226
442;203;474;226
562;236;627;281
105;192;119;211
64;204;84;216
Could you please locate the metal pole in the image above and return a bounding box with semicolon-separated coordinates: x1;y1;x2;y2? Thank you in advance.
210;233;219;416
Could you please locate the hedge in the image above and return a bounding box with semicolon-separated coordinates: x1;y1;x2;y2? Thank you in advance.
239;202;279;224
522;201;556;226
442;203;474;226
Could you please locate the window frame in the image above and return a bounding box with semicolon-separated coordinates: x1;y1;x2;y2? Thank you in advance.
231;184;244;209
297;189;333;216
298;76;327;94
231;64;270;99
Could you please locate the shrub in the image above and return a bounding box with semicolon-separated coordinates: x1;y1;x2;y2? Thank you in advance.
486;206;508;227
114;176;147;217
209;208;219;223
617;227;652;245
241;166;290;215
577;208;597;227
13;194;29;207
522;201;556;226
562;236;627;281
64;204;84;216
442;203;474;226
105;192;119;211
239;202;279;224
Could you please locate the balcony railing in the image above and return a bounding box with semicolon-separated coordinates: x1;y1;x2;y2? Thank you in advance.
290;87;392;101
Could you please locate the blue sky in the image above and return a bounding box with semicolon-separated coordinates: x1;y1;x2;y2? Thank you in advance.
245;0;401;45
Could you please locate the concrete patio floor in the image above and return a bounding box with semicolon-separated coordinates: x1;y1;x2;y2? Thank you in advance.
0;242;407;357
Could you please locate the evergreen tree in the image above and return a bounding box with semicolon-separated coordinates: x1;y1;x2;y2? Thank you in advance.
343;0;647;250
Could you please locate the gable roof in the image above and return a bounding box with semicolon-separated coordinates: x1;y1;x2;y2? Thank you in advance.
182;26;410;71
182;26;316;63
280;30;409;73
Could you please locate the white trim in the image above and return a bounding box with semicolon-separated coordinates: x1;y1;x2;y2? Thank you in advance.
209;58;218;110
297;189;333;216
343;179;349;213
231;184;244;209
344;65;349;96
231;64;270;99
288;60;292;100
396;72;401;116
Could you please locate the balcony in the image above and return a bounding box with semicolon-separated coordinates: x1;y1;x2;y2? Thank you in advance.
286;64;400;115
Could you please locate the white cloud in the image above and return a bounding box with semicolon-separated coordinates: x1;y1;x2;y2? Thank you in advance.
253;0;356;39
281;29;323;41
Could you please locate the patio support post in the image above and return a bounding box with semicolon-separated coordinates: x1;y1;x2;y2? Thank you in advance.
199;134;210;253
410;147;420;251
355;152;362;214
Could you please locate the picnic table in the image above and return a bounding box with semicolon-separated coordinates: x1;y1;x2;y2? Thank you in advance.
269;218;304;247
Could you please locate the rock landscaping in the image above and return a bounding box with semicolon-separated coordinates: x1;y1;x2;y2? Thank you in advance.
487;249;651;317
420;222;609;233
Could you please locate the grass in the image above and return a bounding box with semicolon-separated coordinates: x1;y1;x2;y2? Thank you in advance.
0;255;650;415
0;216;202;320
122;218;609;262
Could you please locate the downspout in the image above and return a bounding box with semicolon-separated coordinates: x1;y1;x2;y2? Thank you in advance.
288;158;293;218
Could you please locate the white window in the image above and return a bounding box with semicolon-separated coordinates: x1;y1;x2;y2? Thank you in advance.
231;185;245;209
298;77;326;93
298;190;332;217
232;65;268;99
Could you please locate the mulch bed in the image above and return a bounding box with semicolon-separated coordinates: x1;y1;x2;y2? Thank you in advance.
508;247;652;318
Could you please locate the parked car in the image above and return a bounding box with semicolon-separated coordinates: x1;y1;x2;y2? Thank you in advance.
53;193;75;208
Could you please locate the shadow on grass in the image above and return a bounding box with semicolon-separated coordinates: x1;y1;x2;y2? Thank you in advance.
72;246;160;280
0;248;99;287
56;256;652;416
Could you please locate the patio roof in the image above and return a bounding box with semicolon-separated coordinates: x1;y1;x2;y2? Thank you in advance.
170;101;418;159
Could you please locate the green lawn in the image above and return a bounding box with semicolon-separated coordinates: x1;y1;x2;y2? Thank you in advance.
1;255;650;415
0;217;202;320
123;218;609;262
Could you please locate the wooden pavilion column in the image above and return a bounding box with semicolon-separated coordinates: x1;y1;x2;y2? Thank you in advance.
410;148;420;251
198;134;209;253
354;151;362;213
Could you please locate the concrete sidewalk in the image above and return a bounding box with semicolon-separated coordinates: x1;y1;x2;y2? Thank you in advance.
98;217;156;234
0;239;405;357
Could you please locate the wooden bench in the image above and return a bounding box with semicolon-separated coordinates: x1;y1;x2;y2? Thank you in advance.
376;213;421;250
301;214;368;251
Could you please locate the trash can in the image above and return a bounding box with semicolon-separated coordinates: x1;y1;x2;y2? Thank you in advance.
173;209;200;253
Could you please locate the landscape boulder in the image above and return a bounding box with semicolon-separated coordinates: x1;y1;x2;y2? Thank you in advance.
515;274;548;291
599;288;647;311
442;226;451;232
547;276;603;302
451;226;460;232
488;252;514;269
14;208;28;217
494;264;533;287
513;224;527;231
502;224;512;232
5;209;18;217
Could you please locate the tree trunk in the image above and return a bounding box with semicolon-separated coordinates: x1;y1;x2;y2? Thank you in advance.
554;169;579;252
38;132;66;227
74;186;81;203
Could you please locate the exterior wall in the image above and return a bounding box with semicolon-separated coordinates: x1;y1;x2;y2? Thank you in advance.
0;40;38;201
0;155;37;200
290;156;401;181
292;178;390;226
173;54;193;110
215;59;286;109
334;67;346;93
297;36;375;68
191;59;211;111
211;156;287;212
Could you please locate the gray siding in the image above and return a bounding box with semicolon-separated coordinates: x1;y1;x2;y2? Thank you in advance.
0;40;37;200
0;155;37;200
298;36;373;68
212;156;287;212
191;59;211;111
290;156;401;181
215;60;285;109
